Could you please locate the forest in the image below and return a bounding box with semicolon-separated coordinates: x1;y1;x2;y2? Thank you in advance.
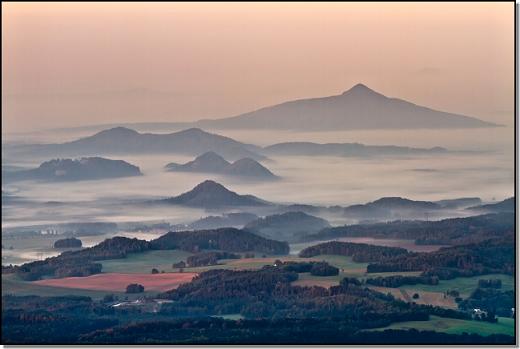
366;236;514;279
299;241;408;262
310;213;513;245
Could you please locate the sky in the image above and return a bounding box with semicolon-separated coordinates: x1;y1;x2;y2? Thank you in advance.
2;2;514;133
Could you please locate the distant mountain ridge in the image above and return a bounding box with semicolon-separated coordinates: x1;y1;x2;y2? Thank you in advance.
165;152;278;179
467;197;514;213
263;142;448;157
197;83;497;130
2;157;142;182
6;127;264;161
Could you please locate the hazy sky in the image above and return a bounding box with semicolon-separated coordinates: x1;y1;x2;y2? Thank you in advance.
2;2;514;132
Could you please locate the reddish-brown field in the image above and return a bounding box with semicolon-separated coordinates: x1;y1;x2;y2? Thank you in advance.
33;272;197;292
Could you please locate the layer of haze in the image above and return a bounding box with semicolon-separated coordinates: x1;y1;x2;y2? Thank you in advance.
2;2;514;133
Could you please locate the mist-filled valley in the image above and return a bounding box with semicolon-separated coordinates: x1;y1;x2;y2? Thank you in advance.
1;2;515;345
2;112;515;346
2;125;513;267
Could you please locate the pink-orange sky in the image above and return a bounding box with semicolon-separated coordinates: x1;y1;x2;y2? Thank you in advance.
2;2;514;132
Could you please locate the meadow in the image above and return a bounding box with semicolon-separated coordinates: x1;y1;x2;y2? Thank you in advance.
371;315;515;337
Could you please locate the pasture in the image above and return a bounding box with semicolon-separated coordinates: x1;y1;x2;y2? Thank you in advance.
400;274;514;297
372;315;514;337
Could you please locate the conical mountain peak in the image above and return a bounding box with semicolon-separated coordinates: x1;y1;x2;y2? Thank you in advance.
341;83;382;97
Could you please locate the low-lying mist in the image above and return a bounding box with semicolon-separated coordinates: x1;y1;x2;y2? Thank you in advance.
2;127;513;230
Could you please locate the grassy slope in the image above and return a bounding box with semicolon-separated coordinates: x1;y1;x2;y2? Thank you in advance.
372;315;515;337
400;274;514;297
101;250;193;273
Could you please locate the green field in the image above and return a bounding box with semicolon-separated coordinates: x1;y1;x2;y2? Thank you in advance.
401;274;514;297
372;315;514;337
101;250;193;273
212;314;244;320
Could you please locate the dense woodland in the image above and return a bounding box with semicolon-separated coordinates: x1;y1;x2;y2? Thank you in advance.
185;251;241;267
365;275;439;288
310;213;513;245
53;237;82;249
3;295;513;345
76;321;513;345
457;288;514;318
299;241;408;262
150;228;289;255
366;237;514;279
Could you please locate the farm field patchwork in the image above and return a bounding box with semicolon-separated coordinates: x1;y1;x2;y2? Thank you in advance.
2;273;122;299
32;272;197;293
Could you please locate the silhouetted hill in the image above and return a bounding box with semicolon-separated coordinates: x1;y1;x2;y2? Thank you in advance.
159;180;271;208
3;157;142;182
197;83;497;130
188;212;259;230
166;152;231;173
150;227;289;254
309;212;513;246
225;158;277;179
244;211;330;242
468;197;514;213
7;127;264;161
435;197;482;209
165;152;277;179
343;197;441;220
263;142;448;157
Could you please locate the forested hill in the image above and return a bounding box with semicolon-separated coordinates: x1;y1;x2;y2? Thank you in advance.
308;212;513;245
150;228;289;255
7;228;288;281
366;236;514;279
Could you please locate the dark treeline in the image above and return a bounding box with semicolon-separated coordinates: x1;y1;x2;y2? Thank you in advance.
273;260;339;276
77;318;514;345
457;288;514;318
2;295;118;344
478;279;503;289
299;241;408;262
54;237;82;249
2;295;513;344
366;275;439;288
309;213;513;245
7;228;289;281
309;262;339;276
186;251;241;267
366;237;514;279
